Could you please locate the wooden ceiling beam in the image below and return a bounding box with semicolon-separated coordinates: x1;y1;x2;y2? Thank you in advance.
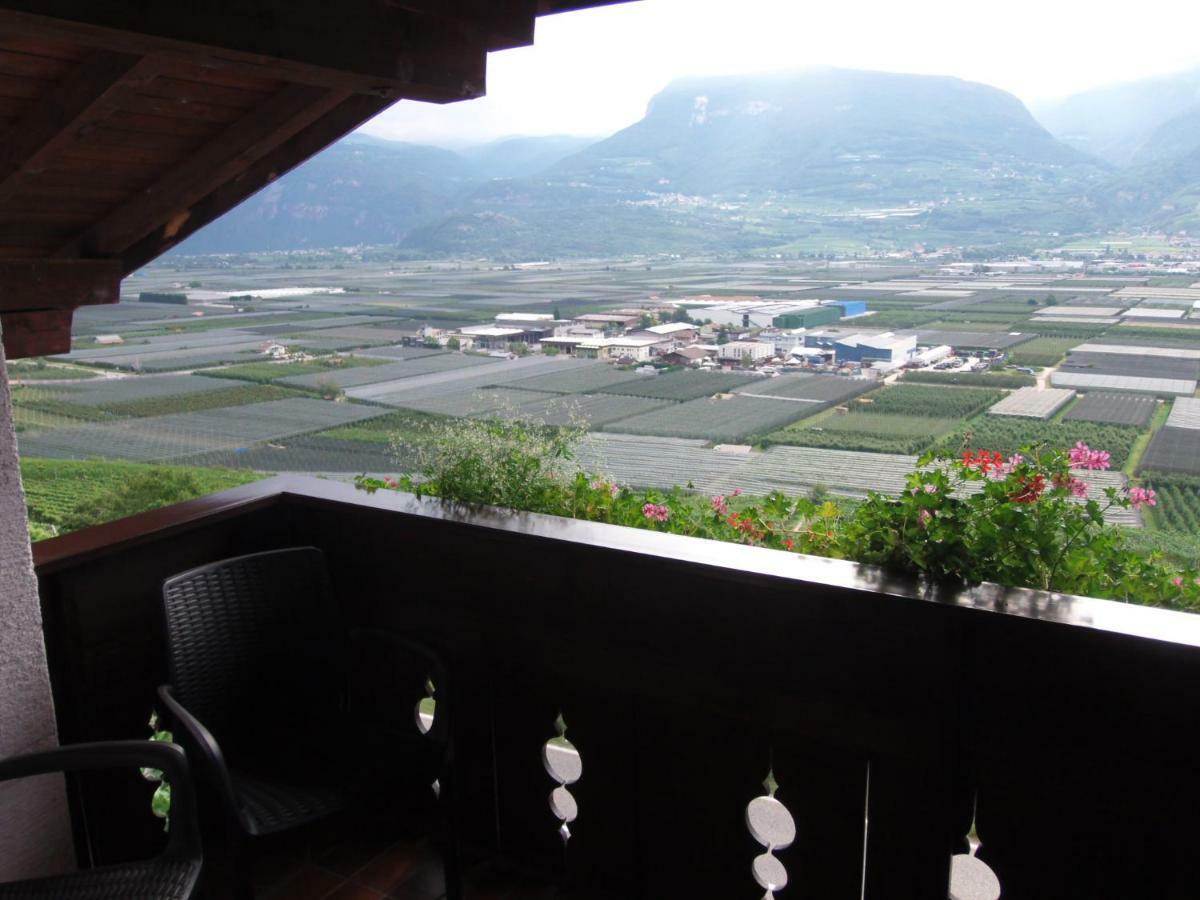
0;50;162;207
118;94;393;274
0;4;494;101
59;85;352;260
0;259;120;313
1;307;74;358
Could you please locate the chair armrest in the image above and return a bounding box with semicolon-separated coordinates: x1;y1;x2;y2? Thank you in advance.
157;684;239;824
0;741;200;856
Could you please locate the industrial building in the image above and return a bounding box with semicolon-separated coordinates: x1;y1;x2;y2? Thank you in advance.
717;341;776;363
695;299;853;329
834;332;917;365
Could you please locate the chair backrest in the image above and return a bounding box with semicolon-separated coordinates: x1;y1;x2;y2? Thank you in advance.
161;548;344;745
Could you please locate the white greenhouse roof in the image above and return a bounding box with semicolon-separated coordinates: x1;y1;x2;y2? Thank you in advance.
988;387;1076;419
1051;372;1197;397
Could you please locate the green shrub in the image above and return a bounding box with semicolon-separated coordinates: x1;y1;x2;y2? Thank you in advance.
358;419;1199;610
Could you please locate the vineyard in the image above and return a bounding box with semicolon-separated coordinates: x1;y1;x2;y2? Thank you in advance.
1141;474;1200;534
499;392;672;428
396;387;559;418
103;384;301;418
17;398;390;462
736;374;878;404
766;412;960;454
851;385;1001;419
604;370;758;402
208;357;387;384
603;395;814;443
281;353;498;389
1007;337;1076;368
21;458;261;534
901;370;1035;388
498;363;647;395
938;417;1142;467
39;374;233;407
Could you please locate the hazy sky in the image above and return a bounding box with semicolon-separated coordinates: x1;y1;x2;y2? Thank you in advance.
359;0;1200;146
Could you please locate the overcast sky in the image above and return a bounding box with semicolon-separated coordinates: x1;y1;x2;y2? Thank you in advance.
359;0;1200;146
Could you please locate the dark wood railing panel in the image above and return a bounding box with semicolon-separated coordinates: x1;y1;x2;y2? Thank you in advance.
969;614;1200;900
30;476;1200;897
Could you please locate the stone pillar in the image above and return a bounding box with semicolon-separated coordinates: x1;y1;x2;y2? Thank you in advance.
0;326;73;880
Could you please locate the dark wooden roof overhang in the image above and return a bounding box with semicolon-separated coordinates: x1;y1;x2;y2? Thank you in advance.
0;0;633;358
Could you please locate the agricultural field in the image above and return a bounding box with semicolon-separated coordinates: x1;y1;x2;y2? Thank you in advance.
767;412;961;454
355;345;456;361
603;369;759;402
21;458;261;538
6;360;99;381
17;398;390;463
1141;474;1200;536
603;395;815;443
497;362;648;395
208;356;388;383
1064;393;1158;427
851;384;1001;419
765;384;997;454
15;260;1200;542
102;384;300;418
395;387;560;418
496;392;672;428
1141;428;1200;476
280;353;497;389
940;417;1142;467
30;374;233;407
735;374;879;405
901;370;1035;388
1007;337;1076;368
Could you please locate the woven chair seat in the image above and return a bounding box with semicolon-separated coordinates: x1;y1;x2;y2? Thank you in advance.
0;856;200;900
230;770;348;836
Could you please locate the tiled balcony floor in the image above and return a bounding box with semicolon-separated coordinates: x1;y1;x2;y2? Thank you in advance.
253;836;559;900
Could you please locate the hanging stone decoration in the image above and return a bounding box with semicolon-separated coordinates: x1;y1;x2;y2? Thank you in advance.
949;813;1001;900
542;712;582;844
746;768;796;898
414;677;440;797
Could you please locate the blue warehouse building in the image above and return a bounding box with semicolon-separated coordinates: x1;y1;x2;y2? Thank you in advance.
830;299;868;318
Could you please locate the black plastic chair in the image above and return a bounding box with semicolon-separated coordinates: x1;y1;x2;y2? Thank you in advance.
156;547;459;899
0;741;202;899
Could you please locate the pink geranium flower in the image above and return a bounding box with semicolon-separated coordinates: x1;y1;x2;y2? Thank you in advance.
1127;486;1157;509
1068;442;1111;471
642;503;670;523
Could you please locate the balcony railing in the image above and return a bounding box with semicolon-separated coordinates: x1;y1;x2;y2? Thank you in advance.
31;475;1200;899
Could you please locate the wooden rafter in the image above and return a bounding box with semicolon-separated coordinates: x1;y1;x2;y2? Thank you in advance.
0;259;120;313
0;4;492;100
119;94;394;274
0;50;162;206
60;85;351;259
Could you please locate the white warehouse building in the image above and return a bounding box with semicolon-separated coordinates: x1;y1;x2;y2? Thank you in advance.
718;341;775;363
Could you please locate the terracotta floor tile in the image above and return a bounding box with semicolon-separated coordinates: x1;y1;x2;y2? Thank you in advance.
324;883;388;900
260;862;345;900
352;840;441;895
253;852;307;893
314;834;398;878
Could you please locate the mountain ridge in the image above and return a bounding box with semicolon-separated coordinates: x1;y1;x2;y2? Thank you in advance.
174;67;1200;258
